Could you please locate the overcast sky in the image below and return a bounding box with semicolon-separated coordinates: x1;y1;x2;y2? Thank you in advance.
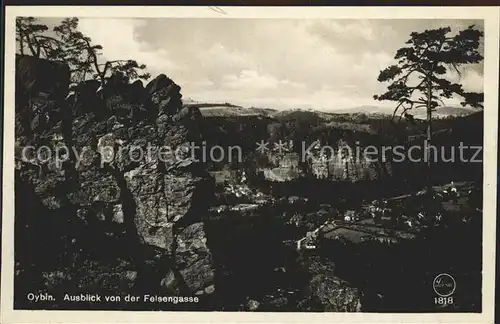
41;18;484;111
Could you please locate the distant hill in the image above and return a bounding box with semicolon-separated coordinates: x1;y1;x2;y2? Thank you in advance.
272;109;339;122
196;105;277;117
197;106;383;122
331;105;479;119
188;99;480;121
413;106;479;119
330;105;394;115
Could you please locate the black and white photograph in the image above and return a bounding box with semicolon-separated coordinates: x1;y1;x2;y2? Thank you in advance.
1;5;498;324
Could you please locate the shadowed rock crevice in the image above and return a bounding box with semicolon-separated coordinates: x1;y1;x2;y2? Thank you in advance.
105;165;140;243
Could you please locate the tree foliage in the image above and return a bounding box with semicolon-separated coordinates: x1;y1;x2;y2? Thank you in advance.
16;17;49;57
16;16;151;89
374;25;484;216
374;25;484;121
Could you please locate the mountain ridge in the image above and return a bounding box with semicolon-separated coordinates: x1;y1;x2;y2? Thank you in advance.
188;99;480;120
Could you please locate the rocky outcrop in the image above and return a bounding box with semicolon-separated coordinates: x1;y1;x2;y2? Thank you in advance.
306;275;362;312
69;80;104;116
15;54;71;137
16;54;70;100
14;55;217;304
146;74;183;118
290;257;362;312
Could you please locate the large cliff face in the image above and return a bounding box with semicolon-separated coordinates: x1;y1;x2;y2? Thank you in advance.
14;55;217;308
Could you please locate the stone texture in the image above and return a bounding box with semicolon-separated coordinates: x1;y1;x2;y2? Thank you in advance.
16;54;70;100
146;74;182;117
112;204;124;223
246;299;260;311
15;55;216;298
160;270;177;290
175;222;212;269
308;275;362;312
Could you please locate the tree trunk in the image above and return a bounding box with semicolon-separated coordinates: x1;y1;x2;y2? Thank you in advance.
19;34;25;55
425;81;435;228
426;81;433;196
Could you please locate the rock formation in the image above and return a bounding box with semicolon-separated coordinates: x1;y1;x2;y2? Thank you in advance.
14;55;217;307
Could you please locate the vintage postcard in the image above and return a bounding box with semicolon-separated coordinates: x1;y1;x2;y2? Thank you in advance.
1;5;499;324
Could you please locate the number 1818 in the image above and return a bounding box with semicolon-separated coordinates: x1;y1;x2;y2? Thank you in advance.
435;296;453;305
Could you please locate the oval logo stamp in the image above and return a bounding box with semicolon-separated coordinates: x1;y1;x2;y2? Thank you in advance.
433;273;456;297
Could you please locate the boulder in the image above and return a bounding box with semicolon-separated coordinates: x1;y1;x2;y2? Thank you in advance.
70;80;105;116
160;270;179;293
175;222;211;268
246;299;260;311
16;54;70;100
307;274;362;312
146;74;182;116
130;80;146;101
15;55;71;137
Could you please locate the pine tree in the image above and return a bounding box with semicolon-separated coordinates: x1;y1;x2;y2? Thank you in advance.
374;25;484;208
